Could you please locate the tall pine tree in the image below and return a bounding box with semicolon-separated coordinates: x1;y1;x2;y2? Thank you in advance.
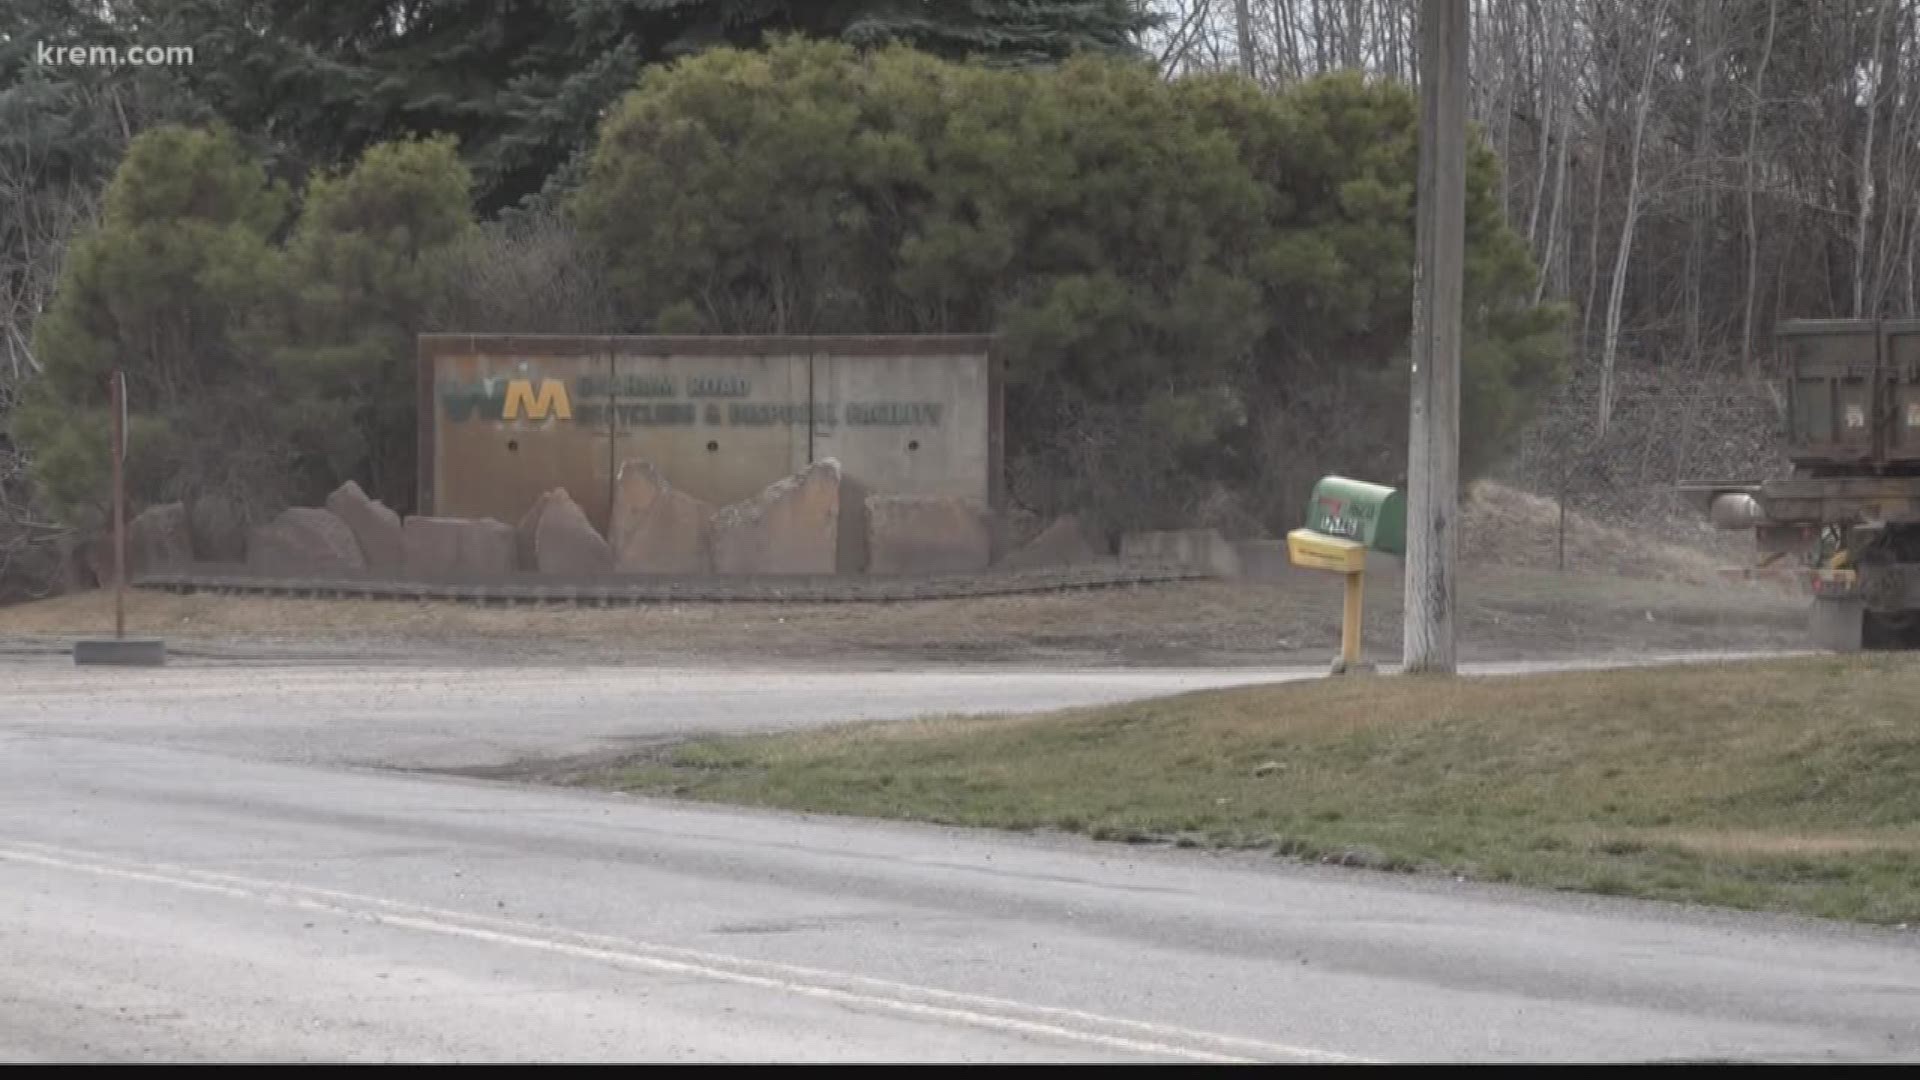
844;1;1156;64
133;1;1157;213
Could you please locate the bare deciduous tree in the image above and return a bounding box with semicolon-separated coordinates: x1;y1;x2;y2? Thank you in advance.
1142;0;1920;537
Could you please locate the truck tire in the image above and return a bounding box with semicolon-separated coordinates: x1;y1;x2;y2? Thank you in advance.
1865;608;1920;650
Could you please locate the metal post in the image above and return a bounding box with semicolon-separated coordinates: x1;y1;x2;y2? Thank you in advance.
1341;569;1365;669
1557;463;1568;572
1403;0;1469;675
73;366;164;667
110;369;126;640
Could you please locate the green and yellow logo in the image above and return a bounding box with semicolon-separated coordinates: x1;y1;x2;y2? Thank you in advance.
502;378;571;421
442;377;573;423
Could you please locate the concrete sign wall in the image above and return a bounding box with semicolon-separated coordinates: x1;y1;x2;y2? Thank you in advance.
419;335;1000;533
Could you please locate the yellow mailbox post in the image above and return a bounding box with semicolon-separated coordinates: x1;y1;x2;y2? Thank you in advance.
1288;477;1407;674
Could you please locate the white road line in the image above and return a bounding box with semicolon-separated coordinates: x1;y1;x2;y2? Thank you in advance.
0;840;1373;1064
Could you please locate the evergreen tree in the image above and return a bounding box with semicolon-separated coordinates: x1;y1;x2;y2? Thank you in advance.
571;39;1565;530
269;137;476;508
13;124;290;526
0;0;205;381
844;1;1156;64
146;1;1156;214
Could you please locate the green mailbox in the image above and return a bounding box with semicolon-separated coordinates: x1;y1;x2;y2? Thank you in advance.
1305;476;1406;557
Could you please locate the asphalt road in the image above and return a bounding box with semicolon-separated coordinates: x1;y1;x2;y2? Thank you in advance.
2;650;1914;1062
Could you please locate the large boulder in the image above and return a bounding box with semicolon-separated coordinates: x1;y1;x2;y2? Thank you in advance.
515;489;561;571
91;501;197;584
188;494;251;564
401;516;517;578
0;535;93;599
521;487;612;575
53;535;98;593
246;507;366;575
711;458;868;575
997;514;1107;570
1119;527;1242;577
325;480;404;572
866;495;991;575
988;507;1044;564
609;461;714;575
133;501;195;571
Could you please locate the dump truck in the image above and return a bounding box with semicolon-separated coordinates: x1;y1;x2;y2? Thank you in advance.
1680;319;1920;651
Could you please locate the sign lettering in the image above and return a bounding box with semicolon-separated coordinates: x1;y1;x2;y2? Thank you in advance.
688;376;751;398
616;402;697;425
845;402;942;426
441;370;950;432
729;403;838;426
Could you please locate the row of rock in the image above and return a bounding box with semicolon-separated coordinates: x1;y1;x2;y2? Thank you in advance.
234;459;1112;579
246;482;520;577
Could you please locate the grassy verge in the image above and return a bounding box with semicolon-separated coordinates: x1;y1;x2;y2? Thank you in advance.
596;655;1920;924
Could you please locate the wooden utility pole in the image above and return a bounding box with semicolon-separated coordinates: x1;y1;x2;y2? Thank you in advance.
1403;0;1469;675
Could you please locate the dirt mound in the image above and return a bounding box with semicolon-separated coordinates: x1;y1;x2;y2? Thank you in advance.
1460;480;1727;584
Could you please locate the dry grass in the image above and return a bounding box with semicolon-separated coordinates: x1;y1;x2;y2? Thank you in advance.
601;654;1920;923
0;564;1808;665
1608;830;1920;857
1460;479;1738;585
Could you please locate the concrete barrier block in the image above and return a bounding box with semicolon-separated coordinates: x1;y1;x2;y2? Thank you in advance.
1119;528;1242;577
866;495;992;574
402;516;518;577
1230;538;1290;580
73;638;167;666
1810;597;1866;653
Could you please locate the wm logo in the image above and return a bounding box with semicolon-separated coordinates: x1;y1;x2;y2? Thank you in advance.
442;378;572;423
502;378;572;421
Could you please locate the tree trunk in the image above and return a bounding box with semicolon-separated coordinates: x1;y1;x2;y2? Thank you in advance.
1684;1;1720;362
1524;0;1554;248
1853;0;1893;317
1742;0;1779;374
1598;0;1669;439
1535;0;1573;305
1234;0;1257;78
